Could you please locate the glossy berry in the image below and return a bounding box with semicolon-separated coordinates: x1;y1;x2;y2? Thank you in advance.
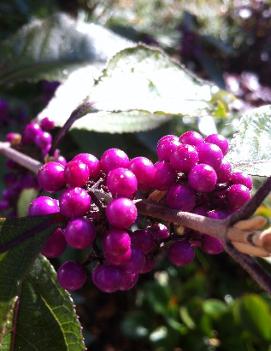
197;142;223;170
28;196;59;216
119;270;138;291
106;198;137;229
65;218;96;249
149;223;170;241
227;184;251;210
59;187;91;218
179;131;204;148
153;161;175;191
188;164;217;192
55;155;67;166
35;131;52;153
23;122;41;143
157;135;180;161
40;117;55;131
216;159;232;183
122;248;145;274
41;228;66;258
170;143;199;173
166;184;196;211
57;261;87;291
105;248;132;265
38;161;65;192
168;240;195;266
132;229;156;254
231;171;253;190
92;264;122;293
129;157;156;190
103;229;131;257
64;160;90;187
201;235;224;255
107;167;138;198
72;153;100;179
100;148;129;173
205;134;229;155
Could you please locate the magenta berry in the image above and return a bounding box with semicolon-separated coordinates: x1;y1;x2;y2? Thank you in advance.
227;184;251;210
35;131;52;152
100;148;129;173
57;261;87;291
59;187;91;218
231;171;253;190
166;184;196;211
157;135;180;161
72;153;100;179
41;228;66;258
205;134;229;155
106;198;137;229
153;161;175;191
132;229;156;254
188;164;217;192
216;159;232;183
40;117;55;131
106;167;138;198
197;142;223;170
122;248;145;274
170;143;199;173
65;218;96;249
168;240;195;266
201;235;224;255
179;130;204;147
119;270;138;291
38;162;65;192
64;160;90;187
103;229;131;257
92;264;122;293
23;122;41;143
149;223;170;241
28;196;59;216
129;157;156;190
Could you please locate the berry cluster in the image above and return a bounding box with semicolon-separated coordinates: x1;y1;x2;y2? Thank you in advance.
0;117;63;216
28;130;252;293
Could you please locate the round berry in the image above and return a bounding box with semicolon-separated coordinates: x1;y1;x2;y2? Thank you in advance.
132;229;156;254
149;223;170;241
188;164;217;192
107;167;137;198
129;157;156;190
64;160;90;187
170;143;199;173
57;261;87;291
72;153;100;179
65;218;96;249
106;198;137;229
153;161;175;191
179;130;204;147
59;187;91;218
205;134;229;155
157;135;180;161
197;142;223;169
55;155;67;166
216;159;232;183
227;184;251;210
168;241;195;266
122;248;145;274
119;270;138;291
100;148;129;173
38;162;65;192
166;184;196;211
103;229;131;257
92;264;122;293
40;117;55;131
29;196;59;216
41;228;66;258
23;122;41;143
35;131;52;153
201;235;224;255
231;171;253;190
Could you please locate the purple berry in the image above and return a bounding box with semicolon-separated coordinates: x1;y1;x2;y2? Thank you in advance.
35;131;52;152
103;229;131;257
38;162;65;192
106;198;137;229
6;132;21;144
100;148;129;173
197;142;223;170
0;199;9;211
40;117;55;131
168;240;195;266
129;157;156;190
170;144;199;173
149;223;170;241
132;229;156;254
122;248;145;274
216;159;232;183
227;184;251;210
105;248;132;266
29;196;59;216
201;235;224;255
41;228;66;258
119;270;138;291
55;155;67;166
23;122;41;143
193;207;208;216
179;131;204;147
231;171;253;190
64;160;90;187
57;261;87;291
188;164;217;192
107;167;137;198
157;135;180;161
205;134;229;155
207;209;229;219
72;153;100;179
65;218;96;249
166;184;196;211
92;264;122;293
153;161;175;191
59;187;91;218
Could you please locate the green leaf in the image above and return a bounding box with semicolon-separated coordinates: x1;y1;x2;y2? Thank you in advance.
227;105;271;176
0;256;85;351
0;13;132;84
202;299;227;319
17;188;38;217
38;45;219;133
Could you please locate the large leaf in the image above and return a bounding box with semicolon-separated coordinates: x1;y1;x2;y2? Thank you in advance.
0;13;132;84
227;105;271;177
0;256;85;351
38;45;219;133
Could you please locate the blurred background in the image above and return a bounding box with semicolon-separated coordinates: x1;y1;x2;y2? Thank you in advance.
1;1;271;350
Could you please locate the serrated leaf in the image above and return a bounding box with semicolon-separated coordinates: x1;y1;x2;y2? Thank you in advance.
0;13;132;84
227;105;271;176
0;256;85;351
38;45;219;133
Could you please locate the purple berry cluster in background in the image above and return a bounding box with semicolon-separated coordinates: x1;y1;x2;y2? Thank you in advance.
28;130;252;293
